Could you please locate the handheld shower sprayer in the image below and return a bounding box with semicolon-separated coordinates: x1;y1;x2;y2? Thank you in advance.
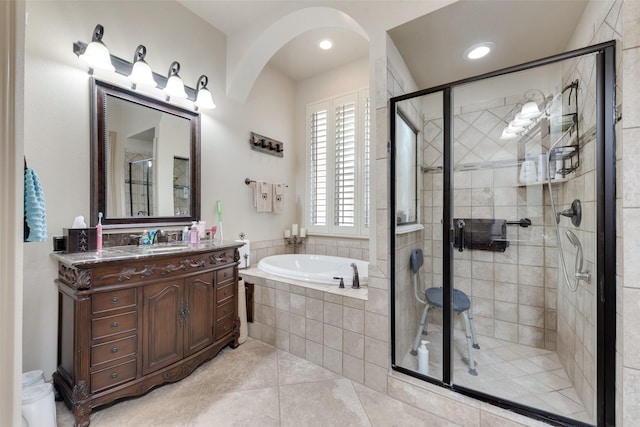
565;230;591;283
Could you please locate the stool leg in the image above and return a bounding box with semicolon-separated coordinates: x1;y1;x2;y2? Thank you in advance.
411;305;430;355
461;311;478;376
467;306;480;349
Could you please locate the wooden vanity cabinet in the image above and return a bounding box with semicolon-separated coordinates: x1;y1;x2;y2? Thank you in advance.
53;245;241;427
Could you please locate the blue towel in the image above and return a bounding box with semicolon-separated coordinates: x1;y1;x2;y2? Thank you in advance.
24;166;47;242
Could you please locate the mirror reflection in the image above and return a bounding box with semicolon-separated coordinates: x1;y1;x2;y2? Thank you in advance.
106;96;191;218
92;80;200;226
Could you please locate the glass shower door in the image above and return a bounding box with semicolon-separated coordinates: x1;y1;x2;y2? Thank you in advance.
450;60;598;424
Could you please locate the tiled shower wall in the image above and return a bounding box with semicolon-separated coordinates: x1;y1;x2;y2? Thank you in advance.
554;2;623;418
421;100;560;349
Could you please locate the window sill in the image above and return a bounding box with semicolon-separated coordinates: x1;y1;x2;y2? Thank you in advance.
396;223;424;235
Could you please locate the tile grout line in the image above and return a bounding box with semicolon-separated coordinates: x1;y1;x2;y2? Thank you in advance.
276;346;283;426
350;380;375;427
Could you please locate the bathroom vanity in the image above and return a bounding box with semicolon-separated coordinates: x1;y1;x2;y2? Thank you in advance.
52;242;242;427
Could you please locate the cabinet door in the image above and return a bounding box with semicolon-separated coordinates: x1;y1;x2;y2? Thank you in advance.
184;272;214;356
143;281;183;375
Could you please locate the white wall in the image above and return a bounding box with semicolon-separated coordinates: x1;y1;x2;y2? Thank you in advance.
1;1;25;424
23;0;297;377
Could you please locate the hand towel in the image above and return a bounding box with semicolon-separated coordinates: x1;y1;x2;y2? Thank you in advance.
273;183;285;213
24;166;47;242
256;181;273;212
251;182;258;208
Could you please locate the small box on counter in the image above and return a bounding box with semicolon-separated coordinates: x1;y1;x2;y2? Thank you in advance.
64;228;97;253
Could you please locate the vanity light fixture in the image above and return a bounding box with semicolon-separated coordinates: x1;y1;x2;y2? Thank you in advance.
318;39;333;50
465;42;494;60
79;24;115;72
194;75;216;110
163;61;188;100
74;25;212;107
129;45;157;89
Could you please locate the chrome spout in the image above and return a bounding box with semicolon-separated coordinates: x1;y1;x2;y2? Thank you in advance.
350;263;360;289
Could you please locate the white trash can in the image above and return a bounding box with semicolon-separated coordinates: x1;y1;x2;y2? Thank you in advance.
22;383;56;427
22;370;45;390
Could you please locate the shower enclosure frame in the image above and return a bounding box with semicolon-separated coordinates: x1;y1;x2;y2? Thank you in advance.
389;41;616;427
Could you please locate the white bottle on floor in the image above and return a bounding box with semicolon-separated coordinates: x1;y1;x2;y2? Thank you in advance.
417;340;429;376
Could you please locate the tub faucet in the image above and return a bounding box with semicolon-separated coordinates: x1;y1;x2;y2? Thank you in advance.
350;263;360;289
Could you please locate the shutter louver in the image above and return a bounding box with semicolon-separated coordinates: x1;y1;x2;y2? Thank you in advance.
310;110;327;226
364;96;370;228
335;102;356;227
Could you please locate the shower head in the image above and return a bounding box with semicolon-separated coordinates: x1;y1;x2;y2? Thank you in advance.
565;230;580;246
565;230;585;275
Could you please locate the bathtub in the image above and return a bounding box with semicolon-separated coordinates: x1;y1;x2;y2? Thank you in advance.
257;254;368;287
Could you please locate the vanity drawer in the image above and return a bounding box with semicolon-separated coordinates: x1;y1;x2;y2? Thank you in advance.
216;266;235;284
209;249;236;267
92;312;137;340
91;359;137;393
91;335;137;367
216;282;234;304
216;299;234;322
215;316;235;340
92;289;137;314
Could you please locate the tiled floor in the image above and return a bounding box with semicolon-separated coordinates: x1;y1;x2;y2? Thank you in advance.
56;338;455;427
400;326;592;424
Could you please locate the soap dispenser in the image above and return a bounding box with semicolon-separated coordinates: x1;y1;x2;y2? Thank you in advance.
417;340;430;376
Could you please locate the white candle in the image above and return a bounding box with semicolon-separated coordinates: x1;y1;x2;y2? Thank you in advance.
284;229;290;238
300;228;306;238
292;224;298;236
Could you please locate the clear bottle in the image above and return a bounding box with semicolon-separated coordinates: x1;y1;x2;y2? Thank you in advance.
417;340;430;375
519;154;537;184
182;226;189;243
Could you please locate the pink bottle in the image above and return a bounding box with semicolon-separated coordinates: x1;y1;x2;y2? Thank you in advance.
96;212;103;253
190;226;199;244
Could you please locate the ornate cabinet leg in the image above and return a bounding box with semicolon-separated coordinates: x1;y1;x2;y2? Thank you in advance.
231;316;241;348
72;381;92;427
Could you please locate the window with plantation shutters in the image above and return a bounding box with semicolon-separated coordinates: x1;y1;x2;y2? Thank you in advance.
306;89;369;237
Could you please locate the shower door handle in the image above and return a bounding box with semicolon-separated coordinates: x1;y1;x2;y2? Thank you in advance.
457;220;465;252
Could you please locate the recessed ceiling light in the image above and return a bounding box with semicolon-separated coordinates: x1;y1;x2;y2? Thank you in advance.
465;42;494;60
318;39;333;50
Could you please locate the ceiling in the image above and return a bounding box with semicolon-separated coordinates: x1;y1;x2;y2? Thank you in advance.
180;0;588;86
388;0;589;88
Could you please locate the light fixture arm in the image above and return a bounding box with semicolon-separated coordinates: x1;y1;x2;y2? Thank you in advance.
91;24;105;43
196;75;208;90
168;61;181;78
133;45;147;63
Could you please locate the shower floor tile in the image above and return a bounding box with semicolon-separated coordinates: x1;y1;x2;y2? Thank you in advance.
399;325;593;424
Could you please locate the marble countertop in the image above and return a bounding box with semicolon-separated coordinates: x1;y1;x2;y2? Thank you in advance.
51;240;245;267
